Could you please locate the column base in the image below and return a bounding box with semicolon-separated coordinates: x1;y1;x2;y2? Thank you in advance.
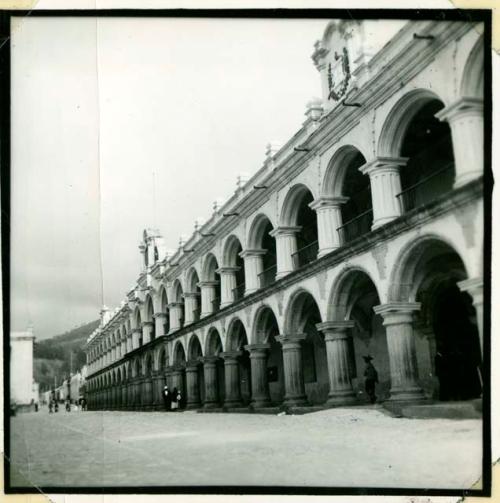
224;399;243;408
250;397;272;408
244;288;259;296
326;390;358;406
283;395;308;407
389;386;426;401
318;247;339;258
454;172;483;189
275;271;292;280
371;215;398;230
186;402;202;410
203;401;220;409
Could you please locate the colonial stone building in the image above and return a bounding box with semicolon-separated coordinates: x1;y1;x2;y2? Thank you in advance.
84;19;485;412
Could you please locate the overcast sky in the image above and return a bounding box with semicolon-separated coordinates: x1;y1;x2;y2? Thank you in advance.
10;16;327;339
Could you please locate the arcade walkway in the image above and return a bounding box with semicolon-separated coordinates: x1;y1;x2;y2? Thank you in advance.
9;408;481;489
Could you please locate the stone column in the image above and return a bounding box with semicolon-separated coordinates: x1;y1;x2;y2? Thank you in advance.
316;321;357;405
270;226;301;279
202;356;220;408
199;281;219;317
309;197;348;256
132;328;142;349
217;267;240;308
458;277;484;357
121;383;127;409
135;377;143;410
171;366;185;395
183;293;199;324
240;249;266;294
142;321;154;344
169;302;184;332
185;361;202;409
245;343;271;407
154;312;168;338
435;97;483;188
221;351;243;407
276;334;308;406
153;371;166;410
127;380;133;409
165;366;174;389
143;376;153;410
374;303;425;401
360;157;405;228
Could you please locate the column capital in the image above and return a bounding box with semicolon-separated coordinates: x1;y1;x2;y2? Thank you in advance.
186;360;201;371
269;226;302;238
172;364;185;373
132;328;142;334
435;97;483;122
216;266;240;275
276;333;306;348
239;248;266;258
200;356;220;365
374;302;421;325
316;321;355;340
359;156;408;176
182;292;200;299
141;321;154;328
153;312;167;319
198;281;219;288
458;277;483;304
168;301;184;308
220;351;242;361
309;196;349;211
244;343;270;353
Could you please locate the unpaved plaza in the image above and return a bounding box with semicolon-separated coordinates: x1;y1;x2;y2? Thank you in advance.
8;407;482;490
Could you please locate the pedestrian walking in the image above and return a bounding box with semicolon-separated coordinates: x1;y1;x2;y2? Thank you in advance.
363;355;379;404
171;387;179;411
65;399;71;412
48;401;53;413
54;401;59;413
163;385;172;411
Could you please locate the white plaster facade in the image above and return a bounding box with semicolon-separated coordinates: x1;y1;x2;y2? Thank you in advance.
85;19;486;412
10;328;38;405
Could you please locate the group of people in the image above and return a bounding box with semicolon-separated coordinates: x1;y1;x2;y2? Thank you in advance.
162;385;183;411
48;397;87;413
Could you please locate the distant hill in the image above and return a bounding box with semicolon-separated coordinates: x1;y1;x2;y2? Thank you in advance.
34;319;99;391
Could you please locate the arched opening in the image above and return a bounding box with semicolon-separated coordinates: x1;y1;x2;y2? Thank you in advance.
145;296;155;341
376;90;456;213
249;214;277;289
172;280;185;329
224;236;246;302
227;319;251;404
393;238;481;401
205;328;225;405
187;335;205;403
203;254;222;314
254;306;284;404
285;291;328;404
186;268;202;322
332;148;372;244
461;35;484;99
329;269;387;402
281;185;319;269
160;287;170;335
135;309;143;347
172;341;187;403
173;342;186;366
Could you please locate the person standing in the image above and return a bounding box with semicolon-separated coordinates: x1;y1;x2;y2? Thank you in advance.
163;385;172;411
363;355;379;404
171;387;179;411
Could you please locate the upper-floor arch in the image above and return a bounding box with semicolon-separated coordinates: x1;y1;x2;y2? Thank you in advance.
200;253;222;316
278;183;319;272
245;213;277;291
221;235;246;305
225;317;249;351
205;327;224;356
461;34;484;99
375;88;455;218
